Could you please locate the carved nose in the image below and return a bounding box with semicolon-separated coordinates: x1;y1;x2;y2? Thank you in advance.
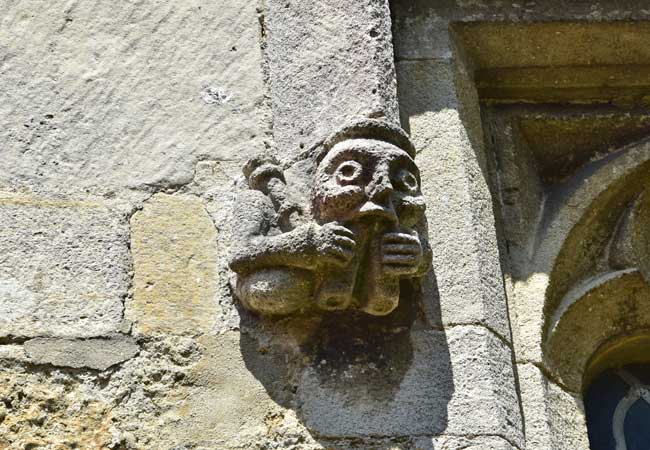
367;173;394;205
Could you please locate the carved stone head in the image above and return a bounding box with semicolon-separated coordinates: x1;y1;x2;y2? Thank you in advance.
229;118;431;317
312;119;426;229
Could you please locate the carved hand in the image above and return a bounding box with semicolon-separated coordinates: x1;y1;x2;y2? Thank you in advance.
312;222;356;267
381;231;423;276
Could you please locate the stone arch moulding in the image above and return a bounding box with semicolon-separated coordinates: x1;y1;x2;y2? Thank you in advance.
525;136;650;449
480;109;650;447
543;137;650;393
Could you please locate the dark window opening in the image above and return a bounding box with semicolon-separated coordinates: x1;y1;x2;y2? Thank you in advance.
585;364;650;450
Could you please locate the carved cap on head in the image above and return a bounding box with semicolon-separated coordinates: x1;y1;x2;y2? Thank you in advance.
315;118;416;164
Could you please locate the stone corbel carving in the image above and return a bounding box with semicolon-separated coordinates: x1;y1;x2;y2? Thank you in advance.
229;119;431;316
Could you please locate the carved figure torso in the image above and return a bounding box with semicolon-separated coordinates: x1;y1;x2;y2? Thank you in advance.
229;119;431;316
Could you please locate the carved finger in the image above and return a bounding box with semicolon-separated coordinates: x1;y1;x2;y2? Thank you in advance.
330;225;355;239
383;254;419;265
383;232;419;245
383;264;419;276
383;243;420;255
328;244;354;258
334;236;356;250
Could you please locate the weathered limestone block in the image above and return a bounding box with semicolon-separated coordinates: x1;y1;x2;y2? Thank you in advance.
265;0;399;158
0;0;269;196
230;119;431;317
105;333;293;449
24;336;139;370
425;435;520;450
0;368;114;448
396;59;511;340
0;192;129;338
129;193;218;335
444;325;523;445
168;332;287;448
297;326;522;445
310;435;520;450
297;329;452;437
518;363;589;450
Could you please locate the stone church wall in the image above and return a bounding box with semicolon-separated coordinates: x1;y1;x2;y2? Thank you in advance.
3;1;650;449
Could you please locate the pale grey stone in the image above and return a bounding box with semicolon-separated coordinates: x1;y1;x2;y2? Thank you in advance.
0;0;268;197
299;326;522;446
298;329;452;437
392;12;452;61
24;336;139;370
7;0;644;447
0;345;29;363
421;435;520;450
396;58;511;341
517;363;589;450
0;194;129;338
314;435;521;450
265;0;399;161
444;326;523;446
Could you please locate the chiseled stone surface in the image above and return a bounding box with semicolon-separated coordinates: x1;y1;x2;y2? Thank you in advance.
164;332;288;448
0;0;269;197
129;193;218;336
298;329;453;437
24;336;139;371
0;192;129;338
426;435;521;450
230;120;431;317
3;0;630;447
396;58;512;341
300;435;521;450
265;0;398;160
518;363;589;450
0;336;203;449
444;326;523;446
299;326;522;446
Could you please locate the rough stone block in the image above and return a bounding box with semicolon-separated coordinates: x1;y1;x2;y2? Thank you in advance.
517;363;589;450
444;326;523;445
392;8;452;60
298;326;521;445
0;192;129;338
298;329;453;437
396;59;511;340
265;0;399;159
424;435;520;450
128;193;218;335
0;367;113;448
158;332;286;448
0;0;268;196
318;435;520;450
24;336;139;370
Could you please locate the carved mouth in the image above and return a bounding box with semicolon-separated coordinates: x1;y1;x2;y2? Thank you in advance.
355;202;398;224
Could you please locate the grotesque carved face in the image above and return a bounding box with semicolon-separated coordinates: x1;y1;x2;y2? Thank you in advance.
313;138;426;228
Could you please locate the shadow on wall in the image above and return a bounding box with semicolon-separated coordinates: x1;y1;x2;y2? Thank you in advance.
237;264;454;446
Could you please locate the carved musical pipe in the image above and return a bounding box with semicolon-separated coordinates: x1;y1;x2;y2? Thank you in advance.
361;221;399;316
314;222;363;312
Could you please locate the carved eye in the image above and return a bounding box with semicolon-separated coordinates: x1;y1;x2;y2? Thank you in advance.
394;168;419;193
335;160;363;185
